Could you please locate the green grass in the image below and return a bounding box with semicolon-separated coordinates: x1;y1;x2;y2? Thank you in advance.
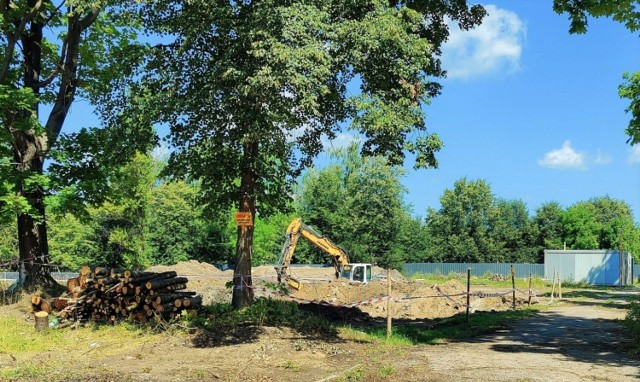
0;315;168;381
377;365;395;378
189;297;336;335
2;363;50;381
338;365;365;382
0;316;70;353
344;308;539;346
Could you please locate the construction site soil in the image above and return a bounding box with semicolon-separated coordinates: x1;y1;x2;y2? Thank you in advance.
146;260;519;321
2;260;637;382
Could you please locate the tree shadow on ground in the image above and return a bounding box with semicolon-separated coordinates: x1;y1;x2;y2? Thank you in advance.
484;310;639;375
190;324;266;347
562;289;638;302
189;299;347;348
301;302;537;346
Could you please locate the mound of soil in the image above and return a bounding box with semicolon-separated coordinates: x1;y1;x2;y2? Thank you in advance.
146;260;225;276
143;261;515;319
146;260;233;305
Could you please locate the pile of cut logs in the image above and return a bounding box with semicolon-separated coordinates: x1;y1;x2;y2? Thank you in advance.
33;266;202;325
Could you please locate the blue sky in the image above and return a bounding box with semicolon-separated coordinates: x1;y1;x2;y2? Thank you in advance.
323;2;640;221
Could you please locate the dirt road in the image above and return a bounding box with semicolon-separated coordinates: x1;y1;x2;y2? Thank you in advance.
399;290;640;382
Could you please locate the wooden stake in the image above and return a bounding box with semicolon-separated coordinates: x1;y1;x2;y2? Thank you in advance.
558;272;562;300
511;265;516;310
466;268;471;323
528;273;532;307
549;268;556;302
386;269;392;339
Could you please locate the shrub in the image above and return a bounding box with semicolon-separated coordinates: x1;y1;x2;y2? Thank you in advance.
625;297;640;355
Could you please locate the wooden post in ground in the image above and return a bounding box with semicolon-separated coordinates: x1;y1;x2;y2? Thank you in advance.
550;268;557;302
558;271;562;300
528;273;532;307
386;269;392;339
466;268;471;323
511;265;516;310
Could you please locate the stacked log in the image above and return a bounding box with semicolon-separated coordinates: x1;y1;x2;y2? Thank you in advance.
56;267;201;325
30;294;52;314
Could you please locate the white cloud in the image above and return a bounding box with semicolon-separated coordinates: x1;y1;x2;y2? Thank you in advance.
628;145;640;164
593;149;613;165
538;141;587;170
442;4;525;80
322;133;359;151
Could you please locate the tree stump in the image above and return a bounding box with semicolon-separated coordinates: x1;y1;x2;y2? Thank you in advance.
35;311;49;331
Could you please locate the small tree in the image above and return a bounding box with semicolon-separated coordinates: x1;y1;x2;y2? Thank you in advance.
298;143;408;269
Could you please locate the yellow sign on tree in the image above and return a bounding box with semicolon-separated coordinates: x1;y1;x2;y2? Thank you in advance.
234;212;253;227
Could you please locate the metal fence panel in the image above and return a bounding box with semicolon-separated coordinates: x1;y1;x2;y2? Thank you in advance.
402;263;545;279
0;271;77;282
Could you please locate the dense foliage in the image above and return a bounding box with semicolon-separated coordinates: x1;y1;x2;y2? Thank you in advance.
1;151;637;271
297;143;411;269
130;0;485;307
0;0;155;289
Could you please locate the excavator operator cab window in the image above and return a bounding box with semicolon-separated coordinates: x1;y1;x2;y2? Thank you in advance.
352;266;364;282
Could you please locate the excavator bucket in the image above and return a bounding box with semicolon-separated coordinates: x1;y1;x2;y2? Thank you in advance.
287;277;302;291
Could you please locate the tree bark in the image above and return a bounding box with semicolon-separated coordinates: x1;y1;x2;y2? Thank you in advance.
12;8;58;292
232;141;258;308
7;8;98;292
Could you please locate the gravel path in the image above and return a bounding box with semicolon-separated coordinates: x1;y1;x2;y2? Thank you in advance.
399;290;640;382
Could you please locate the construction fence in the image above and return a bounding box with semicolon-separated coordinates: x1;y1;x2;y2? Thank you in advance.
403;263;545;279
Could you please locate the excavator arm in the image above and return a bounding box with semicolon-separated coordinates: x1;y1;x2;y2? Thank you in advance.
275;218;349;289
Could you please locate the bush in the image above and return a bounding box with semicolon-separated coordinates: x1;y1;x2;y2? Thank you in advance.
190;297;335;335
625;298;640;355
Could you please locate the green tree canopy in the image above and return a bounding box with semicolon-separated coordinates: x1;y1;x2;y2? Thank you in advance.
0;0;155;289
297;143;409;269
426;178;496;262
136;0;486;307
533;201;565;251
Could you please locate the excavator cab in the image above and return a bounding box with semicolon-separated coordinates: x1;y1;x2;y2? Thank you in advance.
342;263;372;284
276;218;373;290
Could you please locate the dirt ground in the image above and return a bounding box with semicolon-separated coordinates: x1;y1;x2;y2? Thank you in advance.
2;261;639;381
146;261;518;320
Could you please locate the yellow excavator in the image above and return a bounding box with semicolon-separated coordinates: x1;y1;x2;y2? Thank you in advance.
274;218;372;290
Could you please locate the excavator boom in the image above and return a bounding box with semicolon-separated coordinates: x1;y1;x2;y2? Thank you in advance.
275;218;349;289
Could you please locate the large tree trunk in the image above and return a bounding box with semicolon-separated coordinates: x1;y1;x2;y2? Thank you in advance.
232;141;258;308
12;11;58;292
14;135;59;291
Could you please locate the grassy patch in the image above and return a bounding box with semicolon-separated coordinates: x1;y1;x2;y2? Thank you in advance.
0;316;166;357
188;297;336;335
347;309;538;345
377;364;395;378
281;360;300;371
0;363;49;381
338;365;366;382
